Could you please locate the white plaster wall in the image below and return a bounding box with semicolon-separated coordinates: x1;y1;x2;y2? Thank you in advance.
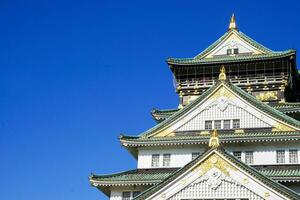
138;145;205;169
177;103;271;131
109;186;149;200
137;142;300;168
207;33;261;57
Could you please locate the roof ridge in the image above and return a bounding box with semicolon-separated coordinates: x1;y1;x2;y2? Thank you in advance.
91;169;138;179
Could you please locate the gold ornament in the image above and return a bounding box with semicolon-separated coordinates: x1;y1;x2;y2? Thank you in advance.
219;66;227;81
193;154;236;177
209;130;220;148
256;91;278;101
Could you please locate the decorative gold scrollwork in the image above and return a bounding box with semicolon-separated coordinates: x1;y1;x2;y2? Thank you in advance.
256;91;278;101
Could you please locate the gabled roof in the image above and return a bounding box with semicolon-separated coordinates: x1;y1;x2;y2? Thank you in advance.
132;80;300;139
151;102;300;122
167;28;295;66
90;165;300;187
121;131;300;148
133;147;300;200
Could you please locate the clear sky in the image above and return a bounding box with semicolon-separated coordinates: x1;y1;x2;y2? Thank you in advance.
0;0;299;200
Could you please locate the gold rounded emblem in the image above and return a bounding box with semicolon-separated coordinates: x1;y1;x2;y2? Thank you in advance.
210;157;218;164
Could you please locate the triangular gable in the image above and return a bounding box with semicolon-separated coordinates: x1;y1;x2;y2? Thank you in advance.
139;81;300;138
134;148;300;200
194;29;273;60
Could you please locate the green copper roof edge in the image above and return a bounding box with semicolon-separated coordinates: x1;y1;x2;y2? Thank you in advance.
121;133;300;147
133;148;300;200
136;80;300;139
152;102;300;121
167;50;295;65
90;166;300;184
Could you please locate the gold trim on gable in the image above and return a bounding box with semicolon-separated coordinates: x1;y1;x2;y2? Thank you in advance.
193;153;236;177
272;123;295;132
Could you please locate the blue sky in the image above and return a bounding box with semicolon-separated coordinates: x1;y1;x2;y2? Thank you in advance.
0;0;299;200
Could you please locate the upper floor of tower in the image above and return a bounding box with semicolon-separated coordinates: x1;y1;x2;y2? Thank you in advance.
167;14;300;107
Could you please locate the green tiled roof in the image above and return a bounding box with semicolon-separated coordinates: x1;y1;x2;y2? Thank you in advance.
133;148;300;200
90;165;300;186
121;131;300;147
90;168;177;185
167;50;294;65
135;80;300;139
151;103;300;122
255;165;300;179
272;103;300;114
167;29;295;65
151;108;179;122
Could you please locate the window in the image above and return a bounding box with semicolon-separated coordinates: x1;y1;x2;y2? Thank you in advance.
192;152;200;160
227;49;232;55
233;151;242;160
132;191;141;198
234;48;239;54
151;154;160;167
245;151;254;164
232;119;240;129
276;150;285;164
122;192;131;200
223;120;231;129
289;149;298;164
205;120;212;130
163;154;171;167
214;120;221;130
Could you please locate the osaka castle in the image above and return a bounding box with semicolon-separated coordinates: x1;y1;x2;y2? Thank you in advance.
90;15;300;200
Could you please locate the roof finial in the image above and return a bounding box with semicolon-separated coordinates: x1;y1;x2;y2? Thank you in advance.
228;13;237;30
219;65;227;81
209;130;220;148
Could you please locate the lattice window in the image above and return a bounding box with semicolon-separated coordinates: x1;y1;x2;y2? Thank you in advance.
289;149;298;164
276;150;285;164
205;120;212;130
234;48;239;54
122;192;131;200
163;154;171;167
227;49;232;55
223;120;231;129
151;154;160;167
214;120;221;130
233;119;240;129
233;151;242;160
245;151;254;164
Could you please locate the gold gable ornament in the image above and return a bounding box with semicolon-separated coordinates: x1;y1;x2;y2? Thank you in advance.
209;129;220;148
219;66;227;81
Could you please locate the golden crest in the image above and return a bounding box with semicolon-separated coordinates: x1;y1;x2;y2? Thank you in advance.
193;153;236;177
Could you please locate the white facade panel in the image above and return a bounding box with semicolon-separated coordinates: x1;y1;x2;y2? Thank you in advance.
177;103;271;131
168;177;264;200
109;186;148;200
138;146;205;169
138;143;300;168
